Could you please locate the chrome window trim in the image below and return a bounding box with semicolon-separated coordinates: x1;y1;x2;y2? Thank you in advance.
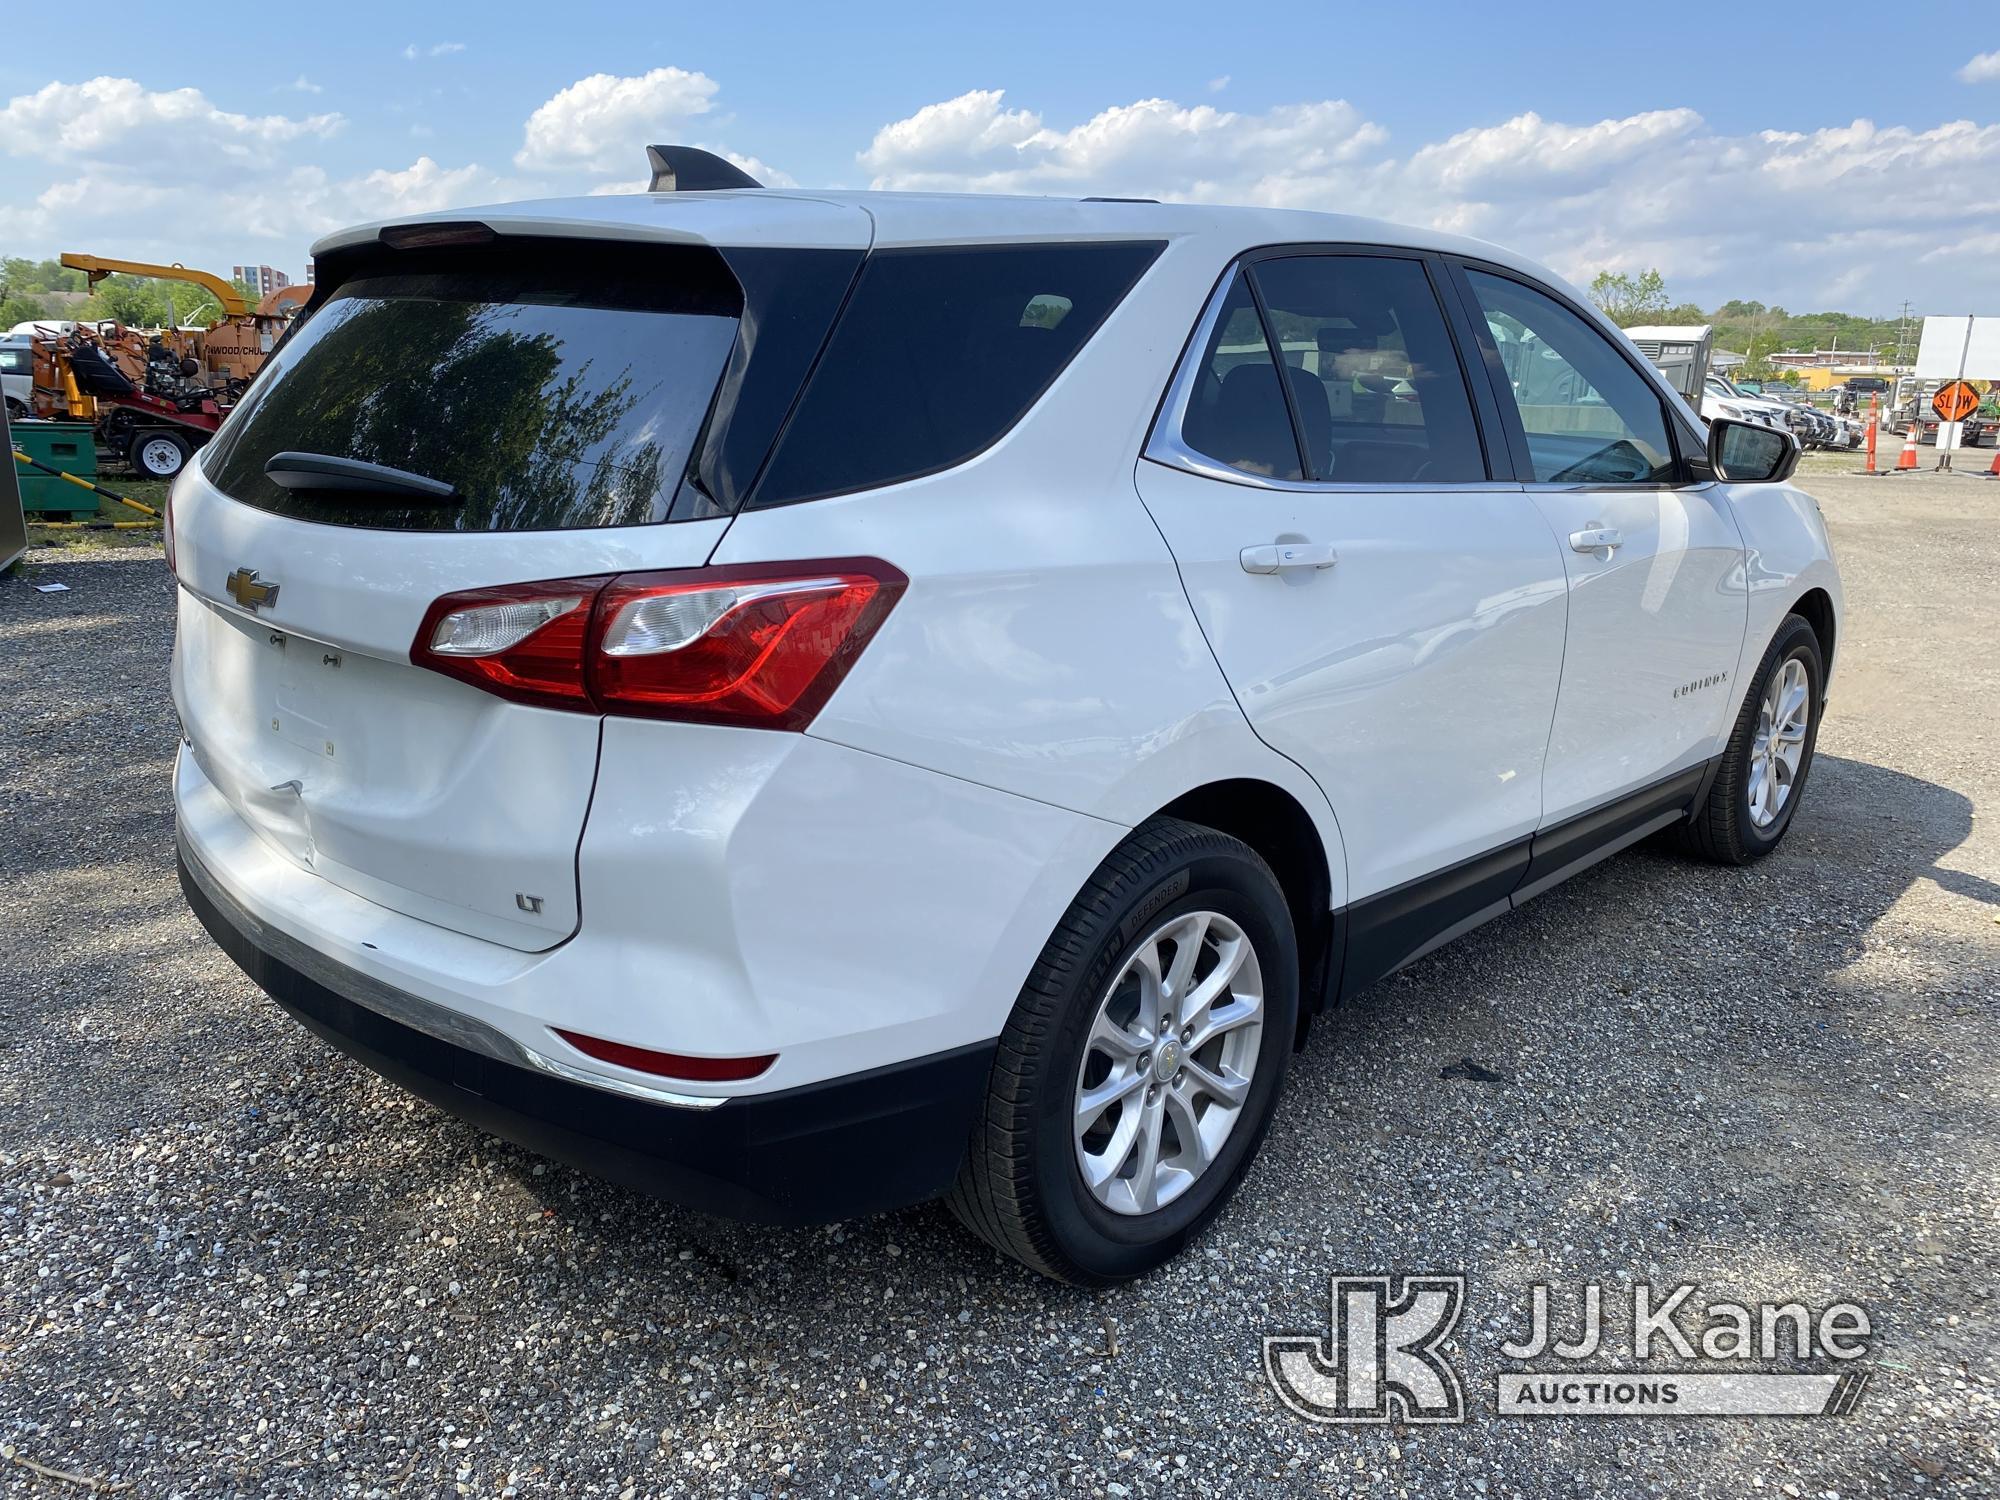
179;829;727;1111
1142;261;1519;495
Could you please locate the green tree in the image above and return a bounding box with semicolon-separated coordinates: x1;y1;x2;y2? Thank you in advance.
1587;268;1671;326
0;292;49;328
74;272;259;330
0;257;87;296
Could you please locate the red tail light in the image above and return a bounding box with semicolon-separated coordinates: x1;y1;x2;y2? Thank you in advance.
410;559;906;729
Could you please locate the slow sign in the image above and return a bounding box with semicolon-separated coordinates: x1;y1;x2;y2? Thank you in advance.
1932;380;1981;423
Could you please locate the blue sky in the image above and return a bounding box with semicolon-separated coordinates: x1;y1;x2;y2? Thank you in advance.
6;1;1999;312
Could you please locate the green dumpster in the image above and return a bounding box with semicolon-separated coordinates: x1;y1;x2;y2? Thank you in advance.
13;421;99;517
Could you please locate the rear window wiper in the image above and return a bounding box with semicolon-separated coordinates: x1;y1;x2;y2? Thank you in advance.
264;451;459;504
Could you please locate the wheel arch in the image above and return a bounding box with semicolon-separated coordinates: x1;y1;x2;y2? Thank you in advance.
1152;777;1337;1044
1791;586;1837;680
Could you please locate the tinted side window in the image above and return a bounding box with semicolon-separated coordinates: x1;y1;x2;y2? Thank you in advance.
1465;270;1676;484
752;241;1162;506
1249;255;1487;484
1179;270;1304;482
0;347;27;375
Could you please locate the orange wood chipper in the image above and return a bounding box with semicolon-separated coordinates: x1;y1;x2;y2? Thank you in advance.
23;253;305;478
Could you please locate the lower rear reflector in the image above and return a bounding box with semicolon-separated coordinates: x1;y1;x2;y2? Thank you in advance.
552;1028;776;1083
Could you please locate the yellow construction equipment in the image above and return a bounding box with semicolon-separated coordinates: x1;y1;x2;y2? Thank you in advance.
24;252;304;478
58;253;251;317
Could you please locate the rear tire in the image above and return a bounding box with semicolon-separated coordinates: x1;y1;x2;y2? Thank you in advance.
947;817;1298;1284
1679;613;1824;864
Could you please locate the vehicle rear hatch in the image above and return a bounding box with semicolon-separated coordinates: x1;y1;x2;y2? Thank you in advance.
170;208;870;950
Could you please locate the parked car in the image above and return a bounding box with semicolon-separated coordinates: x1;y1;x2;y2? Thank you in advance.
0;336;30;420
170;153;1842;1284
1701;374;1788;430
1756;388;1847;450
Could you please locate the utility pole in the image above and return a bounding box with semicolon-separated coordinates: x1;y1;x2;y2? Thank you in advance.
1893;300;1915;371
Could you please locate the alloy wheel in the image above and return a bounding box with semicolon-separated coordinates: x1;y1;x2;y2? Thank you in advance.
1072;910;1265;1216
1748;657;1810;829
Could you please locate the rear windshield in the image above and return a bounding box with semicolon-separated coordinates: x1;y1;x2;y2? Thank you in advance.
751;241;1162;506
203;250;740;531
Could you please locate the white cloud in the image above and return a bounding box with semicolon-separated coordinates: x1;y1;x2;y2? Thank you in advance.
1959;49;2000;82
288;75;323;95
402;42;465;61
0;155;518;264
860;88;1387;197
7;65;1997;313
0;65;785;280
858;88;2000;307
515;66;719;174
0;77;341;165
1207;75;1230;93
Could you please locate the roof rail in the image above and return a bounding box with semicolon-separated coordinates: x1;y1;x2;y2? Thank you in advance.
646;145;764;193
1081;196;1159;204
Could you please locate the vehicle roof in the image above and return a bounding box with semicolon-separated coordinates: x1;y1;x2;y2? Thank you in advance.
311;187;1539;275
1624;324;1712;341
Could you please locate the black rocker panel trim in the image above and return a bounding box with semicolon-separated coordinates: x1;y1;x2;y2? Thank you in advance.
1333;759;1717;1001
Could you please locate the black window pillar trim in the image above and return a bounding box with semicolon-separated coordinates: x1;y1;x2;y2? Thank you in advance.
1239;263;1314;483
1436;256;1537;484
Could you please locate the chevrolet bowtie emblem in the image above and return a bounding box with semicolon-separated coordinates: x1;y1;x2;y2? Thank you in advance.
225;568;280;613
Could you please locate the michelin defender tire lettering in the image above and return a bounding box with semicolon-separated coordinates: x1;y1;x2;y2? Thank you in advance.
946;817;1298;1284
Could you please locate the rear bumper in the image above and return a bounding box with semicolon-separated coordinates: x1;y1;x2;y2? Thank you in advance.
180;837;995;1224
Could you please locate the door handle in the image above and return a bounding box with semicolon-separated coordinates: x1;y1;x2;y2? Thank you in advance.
1569;526;1623;554
1240;541;1340;575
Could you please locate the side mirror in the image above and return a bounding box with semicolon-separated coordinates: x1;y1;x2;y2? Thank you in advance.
1708;417;1798;484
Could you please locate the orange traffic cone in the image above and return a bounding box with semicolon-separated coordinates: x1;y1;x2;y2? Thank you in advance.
1987;446;2000;478
1895;424;1920;471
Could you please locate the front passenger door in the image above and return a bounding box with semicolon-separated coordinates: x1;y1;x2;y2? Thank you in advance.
1453;265;1748;826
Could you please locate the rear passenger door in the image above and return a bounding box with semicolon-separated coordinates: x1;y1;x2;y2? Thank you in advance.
1135;249;1570;987
1449;264;1747;827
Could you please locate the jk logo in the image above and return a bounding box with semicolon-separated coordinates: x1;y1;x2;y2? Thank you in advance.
1264;1275;1466;1424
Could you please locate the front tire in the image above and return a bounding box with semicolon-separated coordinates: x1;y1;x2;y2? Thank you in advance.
1680;613;1824;864
947;818;1299;1284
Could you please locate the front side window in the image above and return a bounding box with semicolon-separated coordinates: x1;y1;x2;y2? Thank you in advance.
1250;255;1487;484
751;241;1162;505
0;346;28;375
1465;269;1677;485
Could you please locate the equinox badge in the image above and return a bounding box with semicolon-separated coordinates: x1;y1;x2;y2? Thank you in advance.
225;568;280;613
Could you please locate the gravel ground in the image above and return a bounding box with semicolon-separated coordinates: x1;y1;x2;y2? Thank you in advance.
1;469;1995;1498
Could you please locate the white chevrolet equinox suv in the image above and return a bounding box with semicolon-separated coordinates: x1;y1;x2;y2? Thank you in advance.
172;147;1840;1284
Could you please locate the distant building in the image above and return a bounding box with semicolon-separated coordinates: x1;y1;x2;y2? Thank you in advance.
1766;349;1883;370
304;260;315;285
231;265;292;297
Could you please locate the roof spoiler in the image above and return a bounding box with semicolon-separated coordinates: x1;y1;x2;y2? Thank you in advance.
646;145;763;193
